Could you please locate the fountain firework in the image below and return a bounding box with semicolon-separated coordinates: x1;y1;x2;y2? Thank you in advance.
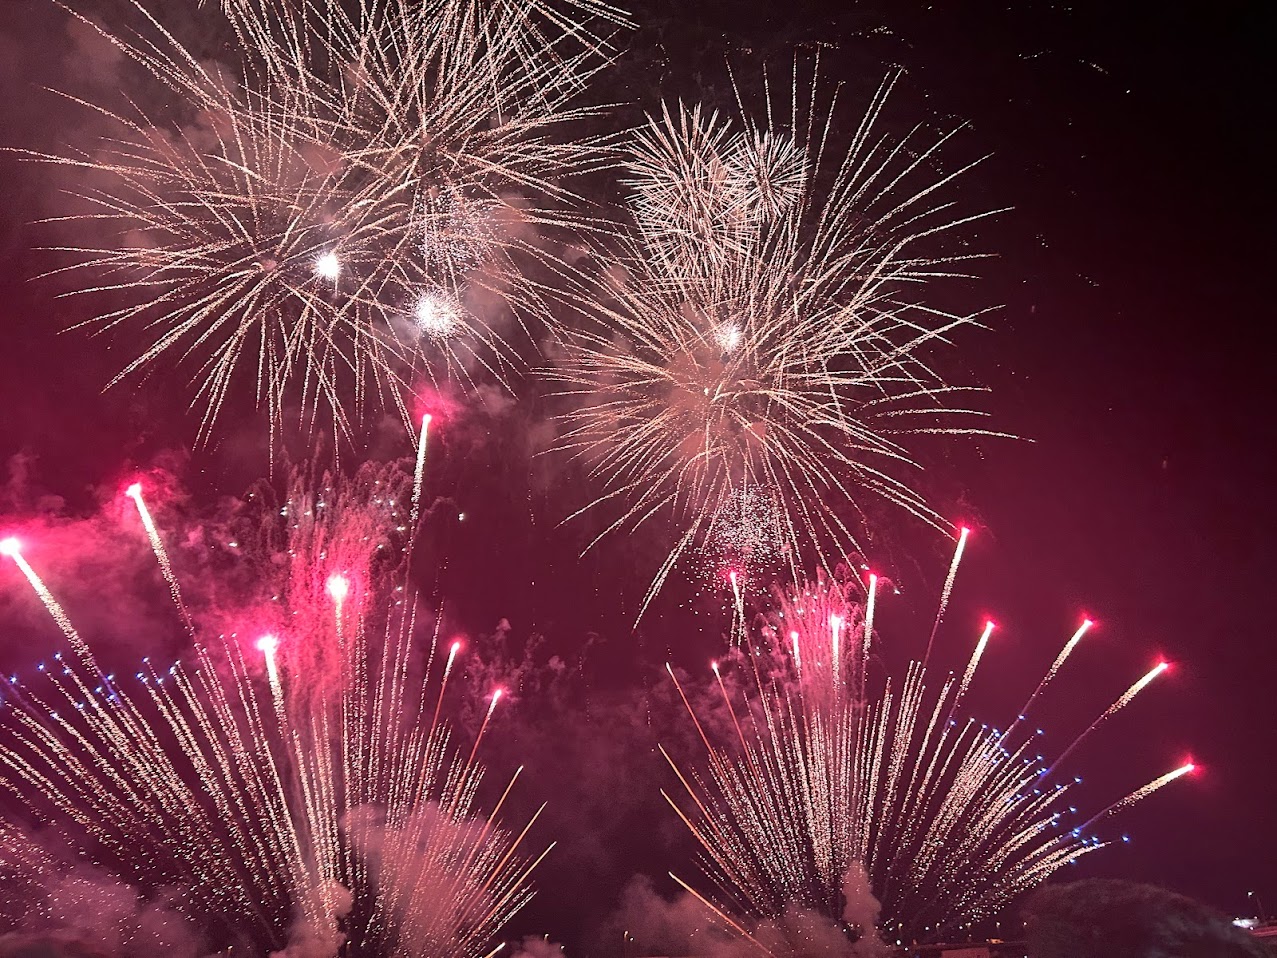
662;543;1187;948
0;465;546;956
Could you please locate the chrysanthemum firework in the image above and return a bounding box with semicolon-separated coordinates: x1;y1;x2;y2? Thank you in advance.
547;63;1007;615
662;550;1191;948
32;0;629;446
0;466;546;956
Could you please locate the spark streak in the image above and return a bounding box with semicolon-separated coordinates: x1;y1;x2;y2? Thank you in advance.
126;483;193;635
411;413;433;534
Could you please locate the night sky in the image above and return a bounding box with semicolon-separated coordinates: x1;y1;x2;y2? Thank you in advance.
0;0;1271;951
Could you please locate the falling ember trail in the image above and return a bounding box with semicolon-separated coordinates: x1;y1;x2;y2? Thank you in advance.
411;414;432;535
126;483;193;635
924;526;969;665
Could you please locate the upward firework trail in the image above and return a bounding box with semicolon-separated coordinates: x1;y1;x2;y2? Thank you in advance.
30;0;630;447
662;567;1187;947
0;465;548;957
547;63;1008;617
125;482;193;635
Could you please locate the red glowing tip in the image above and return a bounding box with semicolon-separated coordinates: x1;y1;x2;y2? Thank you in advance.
422;413;433;424
958;525;971;537
125;482;142;498
256;634;279;654
1186;762;1197;773
491;688;504;702
0;537;20;557
450;640;462;654
984;619;996;630
326;574;350;602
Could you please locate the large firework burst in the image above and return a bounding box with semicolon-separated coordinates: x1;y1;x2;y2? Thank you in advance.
0;465;545;956
33;0;629;446
662;552;1190;948
547;63;1007;614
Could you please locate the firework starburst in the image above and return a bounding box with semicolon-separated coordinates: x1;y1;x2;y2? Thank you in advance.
547;63;1007;615
34;0;630;446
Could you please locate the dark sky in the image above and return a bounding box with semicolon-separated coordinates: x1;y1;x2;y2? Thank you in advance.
0;0;1272;950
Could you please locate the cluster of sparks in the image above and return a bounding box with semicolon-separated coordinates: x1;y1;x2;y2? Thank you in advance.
547;63;1008;615
662;535;1192;948
36;0;629;445
0;472;544;956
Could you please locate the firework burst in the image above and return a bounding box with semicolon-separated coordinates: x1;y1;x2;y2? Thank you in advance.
0;465;547;956
547;62;1008;616
32;0;629;447
662;552;1186;948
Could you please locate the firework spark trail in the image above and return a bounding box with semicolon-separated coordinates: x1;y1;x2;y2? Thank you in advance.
1078;762;1195;832
862;572;878;663
0;466;546;957
663;570;1187;944
547;63;1009;617
125;483;193;636
30;0;632;447
998;618;1092;747
0;539;88;661
411;413;433;534
924;526;969;665
1039;660;1170;783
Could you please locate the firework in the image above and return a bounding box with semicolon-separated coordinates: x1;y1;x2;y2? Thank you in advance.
32;0;630;446
0;465;547;956
546;63;1007;617
661;564;1186;947
126;482;193;635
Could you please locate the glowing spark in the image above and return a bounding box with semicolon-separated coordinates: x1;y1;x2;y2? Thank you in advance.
313;252;341;281
863;573;878;661
1079;763;1197;831
0;539;87;656
414;293;461;340
326;574;351;604
714;323;743;353
1000;618;1092;745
